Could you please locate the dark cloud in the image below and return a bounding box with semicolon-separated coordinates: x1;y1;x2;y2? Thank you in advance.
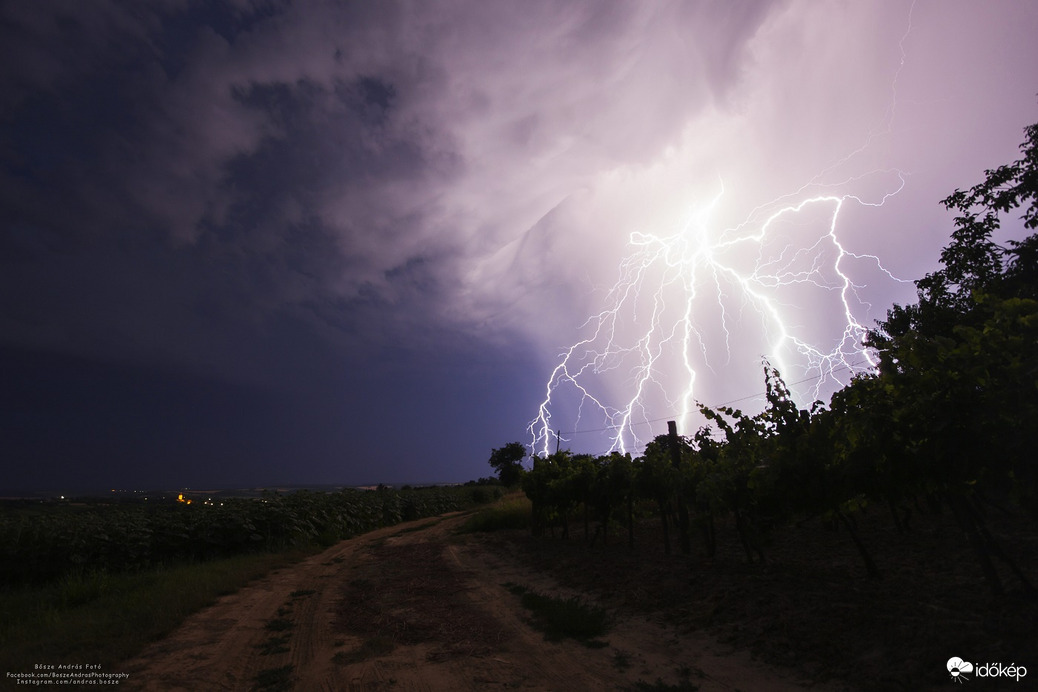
2;1;1036;489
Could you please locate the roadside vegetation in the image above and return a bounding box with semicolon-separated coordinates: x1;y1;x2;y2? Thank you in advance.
459;492;531;533
481;122;1038;687
3;122;1035;691
0;486;490;586
504;582;609;645
504;122;1038;597
0;485;497;677
0;549;310;679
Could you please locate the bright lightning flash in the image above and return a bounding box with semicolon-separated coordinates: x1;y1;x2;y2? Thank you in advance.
528;171;908;457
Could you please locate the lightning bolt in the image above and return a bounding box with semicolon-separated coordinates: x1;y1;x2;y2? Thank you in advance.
528;169;910;458
527;0;919;458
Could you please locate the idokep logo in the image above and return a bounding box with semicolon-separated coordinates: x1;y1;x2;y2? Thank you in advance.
947;657;1028;684
948;658;974;683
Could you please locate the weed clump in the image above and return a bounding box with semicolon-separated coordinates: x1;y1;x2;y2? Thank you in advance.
459;496;531;533
252;664;294;691
264;617;293;632
505;582;610;644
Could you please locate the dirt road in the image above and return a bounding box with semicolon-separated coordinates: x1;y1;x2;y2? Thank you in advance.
121;513;829;691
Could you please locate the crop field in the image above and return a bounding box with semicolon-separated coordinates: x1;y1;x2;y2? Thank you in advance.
0;485;501;680
0;485;495;586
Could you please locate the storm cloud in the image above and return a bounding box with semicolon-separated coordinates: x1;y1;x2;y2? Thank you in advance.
1;1;1036;489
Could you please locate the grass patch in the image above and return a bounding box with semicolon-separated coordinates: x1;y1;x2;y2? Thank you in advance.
612;649;632;671
506;583;610;644
503;582;527;596
0;549;315;678
265;617;293;632
58;568;115;607
333;636;396;664
459;494;531;533
256;635;291;656
252;663;295;691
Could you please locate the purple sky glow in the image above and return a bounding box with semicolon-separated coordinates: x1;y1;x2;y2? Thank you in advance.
2;1;1036;491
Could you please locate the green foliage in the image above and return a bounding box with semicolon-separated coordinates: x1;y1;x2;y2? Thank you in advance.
0;486;471;587
522;451;573;536
692;362;820;563
459;494;532;532
257;635;290;656
488;441;527;487
0;550;309;679
252;664;295;692
513;121;1038;591
57;568;113;608
867;121;1038;520
506;583;610;643
264;617;293;632
462;482;505;505
591;452;635;542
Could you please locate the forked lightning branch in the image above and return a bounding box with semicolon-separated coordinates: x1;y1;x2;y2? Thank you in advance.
529;171;908;457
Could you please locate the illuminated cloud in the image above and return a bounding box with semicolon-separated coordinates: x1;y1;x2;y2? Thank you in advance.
1;0;1036;484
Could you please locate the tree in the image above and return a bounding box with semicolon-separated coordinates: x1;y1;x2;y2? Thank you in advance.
868;122;1038;499
488;442;526;488
697;363;810;565
872;122;1038;346
521;451;576;537
865;121;1038;597
636;437;680;555
594;452;635;548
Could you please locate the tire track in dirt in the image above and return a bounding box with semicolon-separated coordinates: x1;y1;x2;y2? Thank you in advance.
121;512;838;691
120;517;434;691
443;535;836;692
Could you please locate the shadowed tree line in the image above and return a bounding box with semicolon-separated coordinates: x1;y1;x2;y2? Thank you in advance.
495;122;1038;599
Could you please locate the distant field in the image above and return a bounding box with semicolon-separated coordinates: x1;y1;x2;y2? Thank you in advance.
0;484;503;587
0;484;506;681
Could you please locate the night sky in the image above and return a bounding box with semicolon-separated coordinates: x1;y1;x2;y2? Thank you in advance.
2;1;1036;493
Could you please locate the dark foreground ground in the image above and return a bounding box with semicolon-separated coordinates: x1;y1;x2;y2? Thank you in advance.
486;503;1037;690
117;503;1034;691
